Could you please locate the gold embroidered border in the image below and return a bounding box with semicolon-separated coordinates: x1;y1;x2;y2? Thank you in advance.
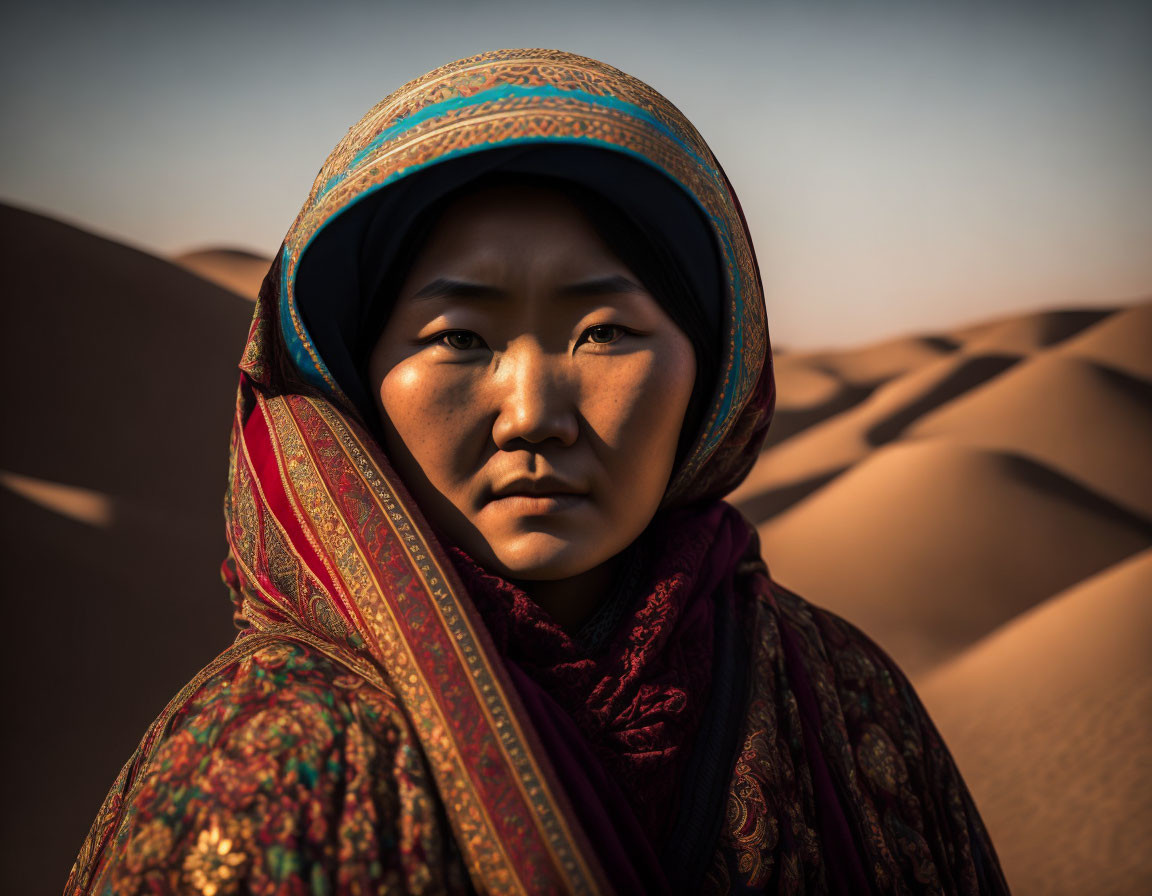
248;396;360;619
263;395;531;894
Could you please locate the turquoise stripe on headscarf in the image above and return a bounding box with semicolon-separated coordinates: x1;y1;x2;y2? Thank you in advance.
315;84;717;202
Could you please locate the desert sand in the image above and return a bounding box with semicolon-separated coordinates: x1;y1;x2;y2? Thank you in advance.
1;201;1148;893
757;439;1150;674
921;549;1152;894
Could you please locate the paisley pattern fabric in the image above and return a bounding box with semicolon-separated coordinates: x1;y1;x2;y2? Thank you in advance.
67;49;1008;894
71;633;471;896
704;581;1006;894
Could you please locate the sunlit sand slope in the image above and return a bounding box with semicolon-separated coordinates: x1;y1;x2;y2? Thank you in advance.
920;550;1152;895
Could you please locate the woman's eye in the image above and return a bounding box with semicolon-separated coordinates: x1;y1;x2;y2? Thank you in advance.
584;325;625;346
437;331;484;351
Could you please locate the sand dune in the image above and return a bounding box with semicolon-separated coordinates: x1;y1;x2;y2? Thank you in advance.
757;440;1152;675
751;303;1134;471
909;353;1152;517
0;204;246;892
0;205;252;513
773;355;843;408
761;354;873;448
920;549;1152;894
175;247;271;301
747;299;1151;892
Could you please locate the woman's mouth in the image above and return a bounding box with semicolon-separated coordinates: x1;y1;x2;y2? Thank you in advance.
487;493;589;514
485;475;590;514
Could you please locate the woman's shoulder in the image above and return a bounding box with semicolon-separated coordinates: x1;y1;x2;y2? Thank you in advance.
756;580;949;757
169;634;407;743
761;579;917;700
68;633;469;895
740;580;1010;893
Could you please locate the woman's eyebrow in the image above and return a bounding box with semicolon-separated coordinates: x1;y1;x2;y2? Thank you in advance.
556;274;647;298
409;278;505;302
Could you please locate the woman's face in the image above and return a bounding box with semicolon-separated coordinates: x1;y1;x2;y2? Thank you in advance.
369;183;697;584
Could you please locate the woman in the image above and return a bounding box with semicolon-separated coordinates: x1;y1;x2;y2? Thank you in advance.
68;49;1007;894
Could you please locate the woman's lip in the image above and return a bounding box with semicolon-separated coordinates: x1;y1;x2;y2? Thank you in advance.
485;493;589;514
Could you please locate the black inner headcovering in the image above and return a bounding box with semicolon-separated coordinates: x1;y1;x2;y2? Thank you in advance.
293;144;726;452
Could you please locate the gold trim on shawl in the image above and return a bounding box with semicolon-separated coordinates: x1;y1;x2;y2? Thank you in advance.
262;395;535;893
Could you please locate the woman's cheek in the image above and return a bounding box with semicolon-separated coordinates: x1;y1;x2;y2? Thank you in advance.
382;362;479;467
589;349;690;456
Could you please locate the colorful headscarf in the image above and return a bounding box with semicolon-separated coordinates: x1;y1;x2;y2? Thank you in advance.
218;48;774;893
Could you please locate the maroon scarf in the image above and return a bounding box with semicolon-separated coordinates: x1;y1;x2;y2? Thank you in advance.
450;502;754;889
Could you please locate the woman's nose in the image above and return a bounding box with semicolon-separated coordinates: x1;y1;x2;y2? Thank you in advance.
490;340;579;449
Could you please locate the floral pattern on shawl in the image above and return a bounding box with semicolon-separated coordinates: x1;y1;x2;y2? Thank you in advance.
69;637;470;895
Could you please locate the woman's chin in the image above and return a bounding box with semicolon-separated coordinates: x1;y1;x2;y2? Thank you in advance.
476;531;614;583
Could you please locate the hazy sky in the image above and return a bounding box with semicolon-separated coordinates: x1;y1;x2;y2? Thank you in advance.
3;0;1150;347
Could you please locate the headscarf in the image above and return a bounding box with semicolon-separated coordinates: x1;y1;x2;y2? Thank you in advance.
219;48;774;893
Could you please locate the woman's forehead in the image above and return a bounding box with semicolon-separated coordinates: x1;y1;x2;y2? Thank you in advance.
400;185;632;280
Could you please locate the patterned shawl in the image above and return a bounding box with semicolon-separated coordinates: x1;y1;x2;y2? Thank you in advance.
67;49;1007;895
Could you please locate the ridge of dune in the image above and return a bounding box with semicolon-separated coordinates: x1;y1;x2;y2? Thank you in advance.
759;331;966;449
758;439;1152;675
738;303;1141;469
920;549;1152;894
909;352;1152;518
1056;298;1152;383
792;333;959;388
730;351;1020;514
948;306;1115;354
736;300;1150;527
760;355;873;448
174;246;272;301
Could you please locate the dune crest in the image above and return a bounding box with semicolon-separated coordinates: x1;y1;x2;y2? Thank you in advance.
175;247;272;301
730;351;1021;510
909;353;1152;517
1058;300;1152;382
797;334;959;387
